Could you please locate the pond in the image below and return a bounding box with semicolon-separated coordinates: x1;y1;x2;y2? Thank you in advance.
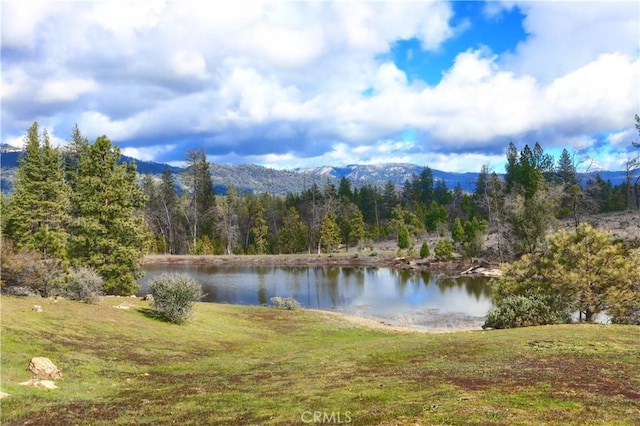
138;265;494;331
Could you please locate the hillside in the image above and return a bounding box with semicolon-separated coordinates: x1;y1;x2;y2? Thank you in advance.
0;148;629;195
1;296;639;424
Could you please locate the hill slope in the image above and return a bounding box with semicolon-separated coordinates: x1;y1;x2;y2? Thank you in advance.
0;149;629;195
1;296;639;424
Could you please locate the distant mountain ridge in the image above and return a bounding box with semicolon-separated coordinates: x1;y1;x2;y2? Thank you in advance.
0;149;629;195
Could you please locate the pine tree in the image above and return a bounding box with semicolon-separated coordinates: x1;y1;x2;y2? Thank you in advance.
320;210;341;253
451;218;464;243
493;224;640;323
278;207;307;254
68;135;149;295
250;200;269;254
5;123;69;262
343;205;366;251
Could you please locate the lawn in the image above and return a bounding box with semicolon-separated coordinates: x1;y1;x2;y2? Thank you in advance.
1;295;639;425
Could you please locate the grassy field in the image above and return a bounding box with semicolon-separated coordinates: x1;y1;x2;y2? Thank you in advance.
1;295;639;425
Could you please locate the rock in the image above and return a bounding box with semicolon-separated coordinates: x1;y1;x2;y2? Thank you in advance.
113;302;134;310
32;305;43;312
27;357;62;379
19;379;58;389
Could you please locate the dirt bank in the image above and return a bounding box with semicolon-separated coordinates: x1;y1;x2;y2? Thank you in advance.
143;211;639;272
142;252;486;276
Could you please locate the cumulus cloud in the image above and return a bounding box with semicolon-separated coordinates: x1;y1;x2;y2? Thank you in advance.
38;78;99;103
1;1;638;172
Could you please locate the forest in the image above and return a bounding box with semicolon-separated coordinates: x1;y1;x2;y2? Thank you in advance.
1;119;639;298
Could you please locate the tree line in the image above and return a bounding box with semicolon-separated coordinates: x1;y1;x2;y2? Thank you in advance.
2;123;148;295
1;118;639;296
142;131;640;263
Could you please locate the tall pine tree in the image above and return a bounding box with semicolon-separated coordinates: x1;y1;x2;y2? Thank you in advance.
68;135;149;295
5;122;69;262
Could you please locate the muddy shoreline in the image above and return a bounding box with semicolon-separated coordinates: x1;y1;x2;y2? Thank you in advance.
142;253;491;275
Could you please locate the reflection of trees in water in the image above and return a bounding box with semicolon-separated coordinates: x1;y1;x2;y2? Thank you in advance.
257;272;267;306
392;269;424;295
323;267;340;308
434;276;491;300
340;267;366;289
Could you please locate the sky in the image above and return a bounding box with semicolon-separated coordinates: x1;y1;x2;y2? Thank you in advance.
1;0;639;173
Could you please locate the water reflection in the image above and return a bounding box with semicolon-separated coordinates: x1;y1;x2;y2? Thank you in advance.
138;265;493;330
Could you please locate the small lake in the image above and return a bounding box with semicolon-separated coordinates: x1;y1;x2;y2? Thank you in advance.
138;265;494;330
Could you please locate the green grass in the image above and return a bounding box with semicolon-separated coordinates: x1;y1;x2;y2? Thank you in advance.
1;295;639;425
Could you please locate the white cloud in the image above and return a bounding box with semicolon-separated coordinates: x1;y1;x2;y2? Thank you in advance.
607;128;637;148
0;67;29;101
77;111;140;142
1;1;638;172
171;51;208;80
122;144;177;162
501;1;639;82
1;1;54;50
38;78;99;103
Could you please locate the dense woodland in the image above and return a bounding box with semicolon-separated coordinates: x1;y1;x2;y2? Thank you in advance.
1;118;639;298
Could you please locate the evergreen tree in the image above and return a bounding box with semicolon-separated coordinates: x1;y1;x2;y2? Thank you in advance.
556;149;585;225
492;224;640;323
278;207;307;254
68;135;149;295
451;218;464;244
345;206;366;251
419;241;430;258
319;210;341;253
63;124;90;194
461;217;488;258
380;181;398;223
425;201;448;232
5;123;69;263
337;177;353;201
250;201;269;254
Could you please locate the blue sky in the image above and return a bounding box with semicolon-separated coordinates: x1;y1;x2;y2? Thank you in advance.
1;1;638;173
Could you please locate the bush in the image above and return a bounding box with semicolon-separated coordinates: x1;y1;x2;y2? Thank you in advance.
483;294;571;329
610;302;640;325
434;240;455;261
149;273;203;324
0;239;50;296
419;242;430;258
270;296;301;310
397;225;410;249
64;266;104;304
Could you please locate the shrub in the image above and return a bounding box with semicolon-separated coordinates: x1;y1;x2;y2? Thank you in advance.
270;296;301;310
419;242;430;258
610;301;640;325
149;273;203;324
483;294;571;329
434;240;455;261
0;239;49;296
397;225;410;250
64;266;104;304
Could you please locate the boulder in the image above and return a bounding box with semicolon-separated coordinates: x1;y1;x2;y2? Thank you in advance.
27;357;62;380
19;379;58;389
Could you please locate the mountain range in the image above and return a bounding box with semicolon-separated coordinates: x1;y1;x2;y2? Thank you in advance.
0;147;629;195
